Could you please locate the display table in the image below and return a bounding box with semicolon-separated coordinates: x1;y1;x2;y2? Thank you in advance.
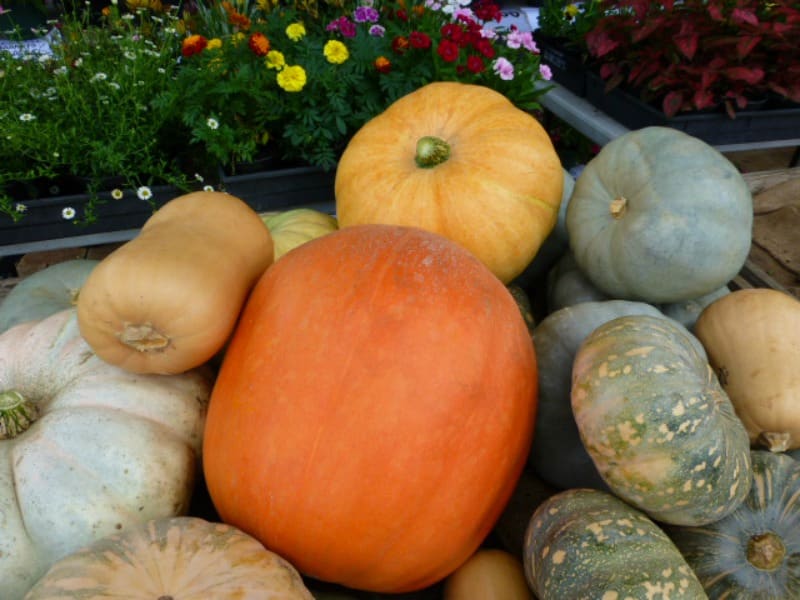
537;81;800;155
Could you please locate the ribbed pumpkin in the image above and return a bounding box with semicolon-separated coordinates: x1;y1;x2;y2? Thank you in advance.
667;451;800;598
571;314;752;526
566;126;752;303
335;81;563;283
693;288;800;452
203;224;537;593
260;207;338;261
24;517;314;599
523;488;708;599
0;309;211;600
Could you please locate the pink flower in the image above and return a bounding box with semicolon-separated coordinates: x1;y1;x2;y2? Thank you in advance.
539;64;553;80
507;30;537;52
493;57;514;80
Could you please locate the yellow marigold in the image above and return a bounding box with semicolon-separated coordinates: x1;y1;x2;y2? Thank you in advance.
232;32;246;45
286;22;306;41
265;50;286;70
323;40;349;65
565;3;580;17
276;65;307;92
207;38;223;51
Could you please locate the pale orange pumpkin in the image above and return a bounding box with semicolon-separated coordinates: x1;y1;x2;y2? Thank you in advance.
23;516;314;599
203;224;538;593
76;191;273;375
335;81;564;283
693;288;800;451
443;549;533;600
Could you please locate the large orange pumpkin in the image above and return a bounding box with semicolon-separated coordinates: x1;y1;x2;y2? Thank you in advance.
203;224;538;593
335;82;564;284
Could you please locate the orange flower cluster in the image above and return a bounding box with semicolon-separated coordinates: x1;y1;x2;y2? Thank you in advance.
223;0;251;30
248;32;271;56
182;34;208;57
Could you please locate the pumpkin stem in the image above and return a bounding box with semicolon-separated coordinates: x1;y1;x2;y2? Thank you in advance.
0;390;40;439
609;196;627;219
415;136;451;169
119;322;171;352
758;431;792;453
747;532;786;571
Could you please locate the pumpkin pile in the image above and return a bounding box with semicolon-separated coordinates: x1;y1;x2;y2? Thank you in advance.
1;81;799;599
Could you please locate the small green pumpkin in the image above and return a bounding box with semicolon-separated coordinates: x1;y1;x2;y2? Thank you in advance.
571;314;752;525
667;451;800;599
523;488;708;599
566;126;752;303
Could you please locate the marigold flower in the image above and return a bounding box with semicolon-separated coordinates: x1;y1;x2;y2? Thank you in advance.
286;22;306;41
323;39;349;64
437;39;460;62
265;50;285;69
249;32;271;56
181;34;207;57
277;65;307;92
206;38;223;51
565;3;580;18
374;55;391;74
409;31;431;49
391;35;409;54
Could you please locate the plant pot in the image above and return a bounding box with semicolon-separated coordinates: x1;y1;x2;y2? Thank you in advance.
534;31;588;97
220;163;336;214
584;71;800;146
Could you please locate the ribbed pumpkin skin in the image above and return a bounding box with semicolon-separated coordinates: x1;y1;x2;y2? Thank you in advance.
335;81;563;284
566;126;752;303
203;224;538;593
667;451;800;599
523;488;708;599
24;517;314;599
0;309;211;600
693;288;800;452
77;191;273;375
571;314;752;526
261;207;338;261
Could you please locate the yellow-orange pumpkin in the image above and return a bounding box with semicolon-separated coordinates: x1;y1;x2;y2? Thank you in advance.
76;191;273;374
335;82;563;283
203;224;538;593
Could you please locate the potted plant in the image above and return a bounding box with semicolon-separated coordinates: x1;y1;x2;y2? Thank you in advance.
584;0;800;118
0;1;210;239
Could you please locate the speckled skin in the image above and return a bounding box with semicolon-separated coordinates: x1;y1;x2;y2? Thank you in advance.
571;314;752;526
524;488;709;599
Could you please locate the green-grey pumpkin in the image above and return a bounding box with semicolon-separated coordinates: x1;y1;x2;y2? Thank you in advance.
523;488;708;599
571;314;752;526
531;300;668;491
667;451;800;599
566;126;752;303
0;259;98;334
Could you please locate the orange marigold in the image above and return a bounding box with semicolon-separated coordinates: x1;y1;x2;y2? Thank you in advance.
248;32;271;56
224;1;251;30
182;34;208;57
374;56;391;74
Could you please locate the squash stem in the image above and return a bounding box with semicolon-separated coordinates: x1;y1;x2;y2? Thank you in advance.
0;390;40;439
747;532;785;571
609;196;627;219
415;136;451;169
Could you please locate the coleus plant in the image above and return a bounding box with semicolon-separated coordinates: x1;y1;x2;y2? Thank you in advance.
584;0;800;118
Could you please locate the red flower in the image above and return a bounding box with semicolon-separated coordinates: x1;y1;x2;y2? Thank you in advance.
374;56;392;74
391;35;409;54
181;34;208;58
409;31;431;50
437;39;460;62
474;38;495;59
441;23;462;43
473;0;502;23
395;8;408;21
248;32;271;56
466;55;485;73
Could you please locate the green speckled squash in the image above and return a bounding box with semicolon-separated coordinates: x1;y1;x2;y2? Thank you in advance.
566;126;752;303
667;451;800;599
523;488;708;599
531;300;667;491
571;314;752;526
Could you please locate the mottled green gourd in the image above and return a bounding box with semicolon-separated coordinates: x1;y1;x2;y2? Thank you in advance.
667;451;800;599
571;314;752;526
523;488;708;599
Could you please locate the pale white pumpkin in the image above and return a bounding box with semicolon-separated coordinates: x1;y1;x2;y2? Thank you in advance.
0;308;212;599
